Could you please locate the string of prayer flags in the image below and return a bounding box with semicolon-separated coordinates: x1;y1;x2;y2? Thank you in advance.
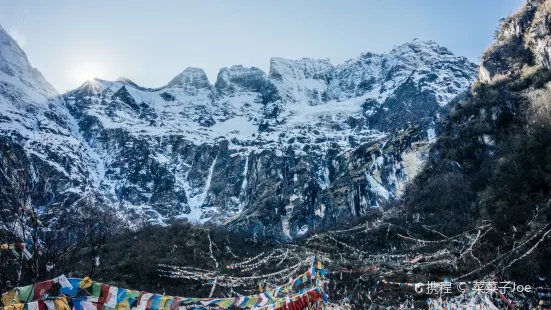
336;265;378;274
0;243;26;251
0;243;33;260
377;279;419;289
2;268;330;310
2;253;332;310
1;297;71;310
159;261;304;284
226;249;286;271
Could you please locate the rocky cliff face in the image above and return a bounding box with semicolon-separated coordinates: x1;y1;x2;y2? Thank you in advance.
0;24;477;238
479;0;551;84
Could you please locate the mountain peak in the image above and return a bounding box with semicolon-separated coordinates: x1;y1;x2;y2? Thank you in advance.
0;23;59;101
115;77;157;91
218;65;265;74
116;77;134;83
214;65;271;95
390;39;454;57
410;37;434;44
406;38;440;47
166;67;210;89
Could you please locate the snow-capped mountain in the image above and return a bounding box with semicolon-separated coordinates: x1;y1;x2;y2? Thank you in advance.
0;23;477;238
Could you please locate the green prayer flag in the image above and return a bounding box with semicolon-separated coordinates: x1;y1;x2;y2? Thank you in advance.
17;285;34;303
92;282;102;297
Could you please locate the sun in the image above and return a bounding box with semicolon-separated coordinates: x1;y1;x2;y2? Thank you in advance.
73;61;104;84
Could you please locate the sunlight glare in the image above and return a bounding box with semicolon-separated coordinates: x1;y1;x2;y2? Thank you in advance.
73;61;104;84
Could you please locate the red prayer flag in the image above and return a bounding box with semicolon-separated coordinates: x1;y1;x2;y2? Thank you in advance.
34;281;53;300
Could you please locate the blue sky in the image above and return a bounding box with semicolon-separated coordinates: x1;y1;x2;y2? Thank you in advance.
0;0;524;92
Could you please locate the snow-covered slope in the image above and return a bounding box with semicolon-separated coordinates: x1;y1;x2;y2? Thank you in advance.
269;57;334;106
0;24;477;237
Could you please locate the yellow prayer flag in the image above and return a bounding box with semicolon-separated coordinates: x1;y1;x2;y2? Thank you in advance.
54;297;70;310
160;296;170;310
1;289;20;306
245;297;258;307
80;277;93;289
116;299;130;310
3;304;19;310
